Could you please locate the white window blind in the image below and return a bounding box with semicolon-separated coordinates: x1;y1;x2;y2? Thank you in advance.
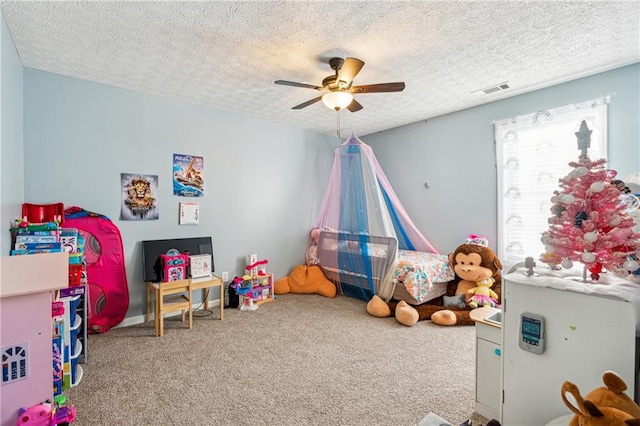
495;97;609;268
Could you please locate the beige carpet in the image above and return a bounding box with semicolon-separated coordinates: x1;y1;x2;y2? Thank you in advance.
65;294;491;425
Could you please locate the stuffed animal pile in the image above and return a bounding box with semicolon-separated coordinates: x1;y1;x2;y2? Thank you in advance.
367;235;502;326
561;371;640;426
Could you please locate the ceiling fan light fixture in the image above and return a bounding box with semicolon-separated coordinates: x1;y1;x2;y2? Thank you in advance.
275;57;404;112
322;91;353;111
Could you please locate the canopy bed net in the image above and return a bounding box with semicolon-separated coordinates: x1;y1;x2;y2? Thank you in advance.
306;133;454;302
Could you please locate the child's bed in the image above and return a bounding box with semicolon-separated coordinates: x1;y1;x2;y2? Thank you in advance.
306;230;455;304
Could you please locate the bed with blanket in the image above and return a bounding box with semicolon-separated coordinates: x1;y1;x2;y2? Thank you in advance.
306;230;455;304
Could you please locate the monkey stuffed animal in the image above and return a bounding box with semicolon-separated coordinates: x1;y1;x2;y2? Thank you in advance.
367;234;503;326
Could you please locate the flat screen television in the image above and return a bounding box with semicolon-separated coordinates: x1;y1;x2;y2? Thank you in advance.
141;237;214;282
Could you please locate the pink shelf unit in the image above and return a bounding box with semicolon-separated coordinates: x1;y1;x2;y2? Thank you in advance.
0;252;68;426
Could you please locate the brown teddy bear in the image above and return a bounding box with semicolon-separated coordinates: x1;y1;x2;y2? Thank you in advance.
274;264;336;298
561;374;640;426
367;235;502;326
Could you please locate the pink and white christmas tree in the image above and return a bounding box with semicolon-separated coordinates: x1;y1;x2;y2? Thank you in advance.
539;121;640;281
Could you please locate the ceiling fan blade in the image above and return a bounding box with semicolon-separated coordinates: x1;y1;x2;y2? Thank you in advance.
292;96;323;110
337;57;365;87
275;80;322;90
346;99;363;113
351;82;405;93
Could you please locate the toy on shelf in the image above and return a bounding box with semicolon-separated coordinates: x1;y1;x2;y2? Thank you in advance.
21;203;65;227
160;249;188;282
59;229;78;254
11;220;63;256
246;259;268;276
228;255;275;311
231;277;257;311
189;253;212;279
51;301;64;317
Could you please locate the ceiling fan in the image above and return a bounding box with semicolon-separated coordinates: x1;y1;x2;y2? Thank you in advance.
274;57;405;112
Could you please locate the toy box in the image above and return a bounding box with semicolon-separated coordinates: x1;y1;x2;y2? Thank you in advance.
60;228;78;253
14;234;59;244
14;242;62;251
160;252;188;282
190;254;212;278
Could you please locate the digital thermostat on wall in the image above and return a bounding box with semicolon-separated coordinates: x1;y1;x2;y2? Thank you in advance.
519;312;545;354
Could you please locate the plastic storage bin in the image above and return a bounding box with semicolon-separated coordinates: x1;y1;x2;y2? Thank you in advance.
71;340;82;385
69;314;81;354
67;296;80;326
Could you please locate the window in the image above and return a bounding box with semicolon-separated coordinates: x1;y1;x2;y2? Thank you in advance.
495;97;609;268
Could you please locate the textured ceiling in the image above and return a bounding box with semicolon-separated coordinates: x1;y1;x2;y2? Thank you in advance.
2;1;639;137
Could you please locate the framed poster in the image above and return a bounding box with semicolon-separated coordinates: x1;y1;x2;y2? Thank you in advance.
173;153;204;197
179;202;199;225
121;173;159;220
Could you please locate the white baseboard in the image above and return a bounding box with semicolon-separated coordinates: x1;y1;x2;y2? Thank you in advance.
115;298;222;329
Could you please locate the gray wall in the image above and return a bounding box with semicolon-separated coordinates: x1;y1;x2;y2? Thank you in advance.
22;69;337;319
364;63;640;255
0;13;24;256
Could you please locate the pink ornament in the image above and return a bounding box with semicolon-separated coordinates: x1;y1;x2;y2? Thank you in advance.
609;216;621;226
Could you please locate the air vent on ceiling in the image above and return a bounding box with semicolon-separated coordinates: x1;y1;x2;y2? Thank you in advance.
472;82;510;97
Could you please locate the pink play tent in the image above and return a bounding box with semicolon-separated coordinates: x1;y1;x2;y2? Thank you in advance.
65;207;129;333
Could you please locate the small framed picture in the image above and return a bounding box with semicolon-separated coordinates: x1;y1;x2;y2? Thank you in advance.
179;202;199;225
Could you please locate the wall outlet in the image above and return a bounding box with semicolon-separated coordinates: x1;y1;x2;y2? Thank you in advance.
221;271;229;282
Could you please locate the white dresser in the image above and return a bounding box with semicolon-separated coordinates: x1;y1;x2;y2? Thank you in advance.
500;268;639;426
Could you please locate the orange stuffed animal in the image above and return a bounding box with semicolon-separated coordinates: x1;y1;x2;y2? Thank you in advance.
274;265;336;298
562;372;640;426
561;372;640;426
